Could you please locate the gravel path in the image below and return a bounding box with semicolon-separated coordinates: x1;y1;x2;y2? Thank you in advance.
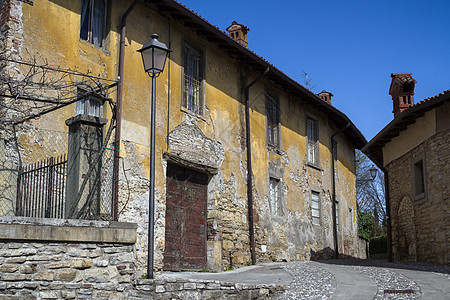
275;261;335;299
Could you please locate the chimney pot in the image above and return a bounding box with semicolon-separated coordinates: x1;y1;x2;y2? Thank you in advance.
226;21;250;47
389;73;416;118
318;90;333;105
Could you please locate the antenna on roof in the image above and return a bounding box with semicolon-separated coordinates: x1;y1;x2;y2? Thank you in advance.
302;71;316;91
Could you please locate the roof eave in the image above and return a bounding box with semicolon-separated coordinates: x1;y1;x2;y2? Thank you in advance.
362;91;450;166
154;0;367;149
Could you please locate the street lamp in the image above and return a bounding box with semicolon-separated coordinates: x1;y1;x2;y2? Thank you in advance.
138;33;170;279
369;165;378;181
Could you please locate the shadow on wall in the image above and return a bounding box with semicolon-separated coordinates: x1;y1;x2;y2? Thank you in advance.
310;247;335;261
310;247;366;261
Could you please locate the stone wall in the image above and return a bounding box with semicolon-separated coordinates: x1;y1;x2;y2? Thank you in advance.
0;239;280;299
357;237;368;259
386;129;449;265
0;241;136;299
0;218;282;299
132;278;280;300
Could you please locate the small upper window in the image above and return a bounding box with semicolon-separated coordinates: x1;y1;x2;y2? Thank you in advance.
76;90;103;118
311;191;321;226
306;117;319;165
269;178;283;217
182;42;204;115
266;95;280;148
80;0;107;47
414;159;425;199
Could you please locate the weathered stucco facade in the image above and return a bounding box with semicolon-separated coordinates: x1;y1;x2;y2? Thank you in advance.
0;0;366;277
363;73;449;265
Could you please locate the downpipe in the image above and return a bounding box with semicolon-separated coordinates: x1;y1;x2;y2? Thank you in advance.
113;0;139;220
331;122;350;259
245;67;269;265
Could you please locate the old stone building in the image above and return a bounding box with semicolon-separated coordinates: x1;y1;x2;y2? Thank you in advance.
363;73;450;265
0;1;366;293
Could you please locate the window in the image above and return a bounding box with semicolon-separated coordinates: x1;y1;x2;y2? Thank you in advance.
306;117;318;165
80;0;107;47
269;178;283;217
311;191;321;226
76;90;103;118
182;42;204;115
266;95;280;148
414;159;425;199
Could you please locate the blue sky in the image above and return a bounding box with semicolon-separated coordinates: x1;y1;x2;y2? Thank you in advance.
178;0;450;141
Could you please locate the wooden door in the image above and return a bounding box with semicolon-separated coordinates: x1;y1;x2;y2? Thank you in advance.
163;164;208;270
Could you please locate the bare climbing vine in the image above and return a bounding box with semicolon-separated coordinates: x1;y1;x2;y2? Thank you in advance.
0;54;117;125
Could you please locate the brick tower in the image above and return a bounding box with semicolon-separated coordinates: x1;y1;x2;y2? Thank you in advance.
389;73;417;118
226;21;250;47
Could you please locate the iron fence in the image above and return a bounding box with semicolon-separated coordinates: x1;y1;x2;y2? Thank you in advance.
0;124;117;220
16;155;67;219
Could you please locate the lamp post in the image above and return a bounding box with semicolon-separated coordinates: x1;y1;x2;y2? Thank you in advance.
137;33;170;279
369;165;378;181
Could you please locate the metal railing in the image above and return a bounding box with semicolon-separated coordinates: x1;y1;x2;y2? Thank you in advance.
0;124;116;220
16;155;67;219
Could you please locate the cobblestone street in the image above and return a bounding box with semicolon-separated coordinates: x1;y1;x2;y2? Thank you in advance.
275;260;449;299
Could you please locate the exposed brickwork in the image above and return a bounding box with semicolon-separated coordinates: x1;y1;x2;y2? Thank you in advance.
0;0;23;57
386;129;449;265
318;90;333;105
389;73;416;118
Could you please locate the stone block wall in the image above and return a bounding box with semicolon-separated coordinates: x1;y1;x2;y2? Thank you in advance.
132;278;281;299
357;237;368;259
0;242;136;299
386;129;449;265
0;242;282;299
0;218;283;299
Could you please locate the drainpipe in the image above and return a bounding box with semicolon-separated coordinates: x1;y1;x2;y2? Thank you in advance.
113;0;139;220
245;67;269;265
331;122;350;259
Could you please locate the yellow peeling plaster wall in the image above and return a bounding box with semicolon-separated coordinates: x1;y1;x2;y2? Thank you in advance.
19;0;359;271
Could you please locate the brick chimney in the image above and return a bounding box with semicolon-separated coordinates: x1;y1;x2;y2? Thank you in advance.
389;73;416;118
318;90;333;105
226;21;249;47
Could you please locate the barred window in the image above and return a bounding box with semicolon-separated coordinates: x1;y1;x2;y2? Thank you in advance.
80;0;107;47
311;191;321;226
182;43;204;115
306;117;318;165
266;95;280;148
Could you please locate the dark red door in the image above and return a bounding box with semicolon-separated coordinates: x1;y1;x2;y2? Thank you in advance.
163;164;208;270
